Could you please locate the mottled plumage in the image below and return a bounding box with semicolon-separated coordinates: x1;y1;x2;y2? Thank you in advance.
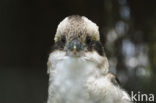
47;15;132;103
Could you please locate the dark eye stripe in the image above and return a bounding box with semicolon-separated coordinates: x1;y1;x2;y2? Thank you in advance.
52;40;65;51
86;36;92;44
61;35;66;43
87;40;104;56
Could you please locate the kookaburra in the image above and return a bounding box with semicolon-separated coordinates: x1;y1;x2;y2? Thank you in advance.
47;15;132;103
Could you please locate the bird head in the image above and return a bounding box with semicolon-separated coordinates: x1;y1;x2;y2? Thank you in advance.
53;15;104;57
48;15;109;75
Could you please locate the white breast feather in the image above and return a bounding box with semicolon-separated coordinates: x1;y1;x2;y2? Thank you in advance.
47;51;131;103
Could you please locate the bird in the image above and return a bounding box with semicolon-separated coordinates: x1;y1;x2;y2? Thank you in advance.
47;15;132;103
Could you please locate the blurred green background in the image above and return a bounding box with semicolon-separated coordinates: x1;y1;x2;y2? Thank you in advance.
0;0;156;103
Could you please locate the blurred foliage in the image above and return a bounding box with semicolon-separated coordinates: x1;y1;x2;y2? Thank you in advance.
99;0;156;94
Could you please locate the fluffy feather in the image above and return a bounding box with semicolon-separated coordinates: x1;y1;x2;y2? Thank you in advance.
47;50;131;103
47;15;132;103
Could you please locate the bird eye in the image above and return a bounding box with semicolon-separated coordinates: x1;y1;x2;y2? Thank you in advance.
61;35;66;43
86;36;92;44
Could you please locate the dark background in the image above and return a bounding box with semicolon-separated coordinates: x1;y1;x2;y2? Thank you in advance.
0;0;156;103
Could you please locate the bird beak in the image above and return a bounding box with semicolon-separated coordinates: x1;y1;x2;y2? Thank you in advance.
73;45;77;54
66;38;84;54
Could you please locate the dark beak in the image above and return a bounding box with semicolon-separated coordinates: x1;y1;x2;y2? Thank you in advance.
66;39;84;54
